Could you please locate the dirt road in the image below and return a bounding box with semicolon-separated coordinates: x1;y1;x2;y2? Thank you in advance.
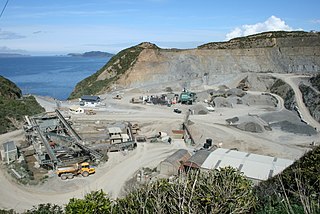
272;73;320;131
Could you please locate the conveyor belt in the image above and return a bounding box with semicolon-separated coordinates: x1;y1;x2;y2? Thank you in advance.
55;109;103;160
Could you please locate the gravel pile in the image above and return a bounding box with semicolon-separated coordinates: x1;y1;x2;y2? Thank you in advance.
190;104;209;115
213;97;232;108
242;94;277;106
237;122;264;133
271;120;317;135
226;114;270;133
261;110;317;135
226;88;246;97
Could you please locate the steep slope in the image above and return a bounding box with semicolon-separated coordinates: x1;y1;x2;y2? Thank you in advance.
68;43;155;99
69;31;320;99
0;76;45;134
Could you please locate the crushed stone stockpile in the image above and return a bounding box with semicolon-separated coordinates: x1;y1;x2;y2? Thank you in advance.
271;120;317;135
190;104;209;115
241;94;277;106
213;97;232;108
237;122;264;133
261;110;317;135
226;115;270;133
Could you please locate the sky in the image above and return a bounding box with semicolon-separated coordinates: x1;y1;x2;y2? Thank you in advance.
0;0;319;55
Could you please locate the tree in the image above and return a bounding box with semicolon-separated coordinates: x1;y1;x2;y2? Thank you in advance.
65;190;112;214
114;167;256;213
24;203;63;214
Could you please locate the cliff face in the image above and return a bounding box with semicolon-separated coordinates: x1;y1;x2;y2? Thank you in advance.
70;31;320;98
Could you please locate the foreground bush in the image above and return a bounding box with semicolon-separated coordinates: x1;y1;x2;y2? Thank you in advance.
255;145;320;213
115;167;256;214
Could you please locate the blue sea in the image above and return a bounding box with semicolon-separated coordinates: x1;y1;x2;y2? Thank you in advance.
0;56;111;100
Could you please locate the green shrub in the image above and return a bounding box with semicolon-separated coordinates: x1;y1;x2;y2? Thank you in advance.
115;167;256;213
65;190;112;214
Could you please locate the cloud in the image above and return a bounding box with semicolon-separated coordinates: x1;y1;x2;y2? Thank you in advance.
311;19;320;24
0;28;26;40
225;16;297;40
32;31;43;34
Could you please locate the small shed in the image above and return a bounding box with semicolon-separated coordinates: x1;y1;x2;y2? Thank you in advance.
158;149;191;176
80;95;101;107
0;141;18;163
184;150;211;170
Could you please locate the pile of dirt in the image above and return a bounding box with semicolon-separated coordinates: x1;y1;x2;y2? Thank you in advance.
237;122;264;133
226;88;246;97
226;114;270;133
190;104;209;115
213;97;232;108
271;120;317;135
241;94;277;106
261;110;317;135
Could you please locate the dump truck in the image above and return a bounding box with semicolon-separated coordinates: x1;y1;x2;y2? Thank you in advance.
86;109;96;115
56;162;95;180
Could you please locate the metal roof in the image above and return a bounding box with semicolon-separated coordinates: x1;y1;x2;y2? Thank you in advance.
162;149;191;165
201;148;294;181
2;141;17;152
80;95;100;101
184;150;211;168
108;127;122;134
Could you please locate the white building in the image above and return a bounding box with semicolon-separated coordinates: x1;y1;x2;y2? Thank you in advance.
185;148;294;183
80;95;101;107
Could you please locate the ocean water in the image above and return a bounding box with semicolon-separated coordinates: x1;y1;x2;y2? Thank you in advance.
0;56;111;100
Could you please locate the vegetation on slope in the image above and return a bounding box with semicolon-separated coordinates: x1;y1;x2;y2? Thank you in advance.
68;43;158;99
0;75;22;99
198;31;320;49
255;144;320;213
0;76;45;134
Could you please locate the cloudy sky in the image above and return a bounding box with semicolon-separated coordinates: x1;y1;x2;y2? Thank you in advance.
0;0;319;55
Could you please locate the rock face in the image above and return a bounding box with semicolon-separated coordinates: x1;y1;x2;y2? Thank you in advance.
299;84;320;123
70;31;320;99
270;79;295;110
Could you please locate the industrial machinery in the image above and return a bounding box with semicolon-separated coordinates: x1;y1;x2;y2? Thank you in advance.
56;162;95;180
179;90;196;105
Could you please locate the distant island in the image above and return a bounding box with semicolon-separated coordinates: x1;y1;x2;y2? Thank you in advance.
67;51;114;58
0;53;30;58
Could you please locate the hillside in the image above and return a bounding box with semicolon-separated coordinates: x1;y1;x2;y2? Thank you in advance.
69;31;320;99
0;76;45;134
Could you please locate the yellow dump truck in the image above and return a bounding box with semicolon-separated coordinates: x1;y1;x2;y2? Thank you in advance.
56;162;95;180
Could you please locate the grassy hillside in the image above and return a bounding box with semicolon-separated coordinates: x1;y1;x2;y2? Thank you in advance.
198;31;320;49
68;43;159;99
0;76;45;134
